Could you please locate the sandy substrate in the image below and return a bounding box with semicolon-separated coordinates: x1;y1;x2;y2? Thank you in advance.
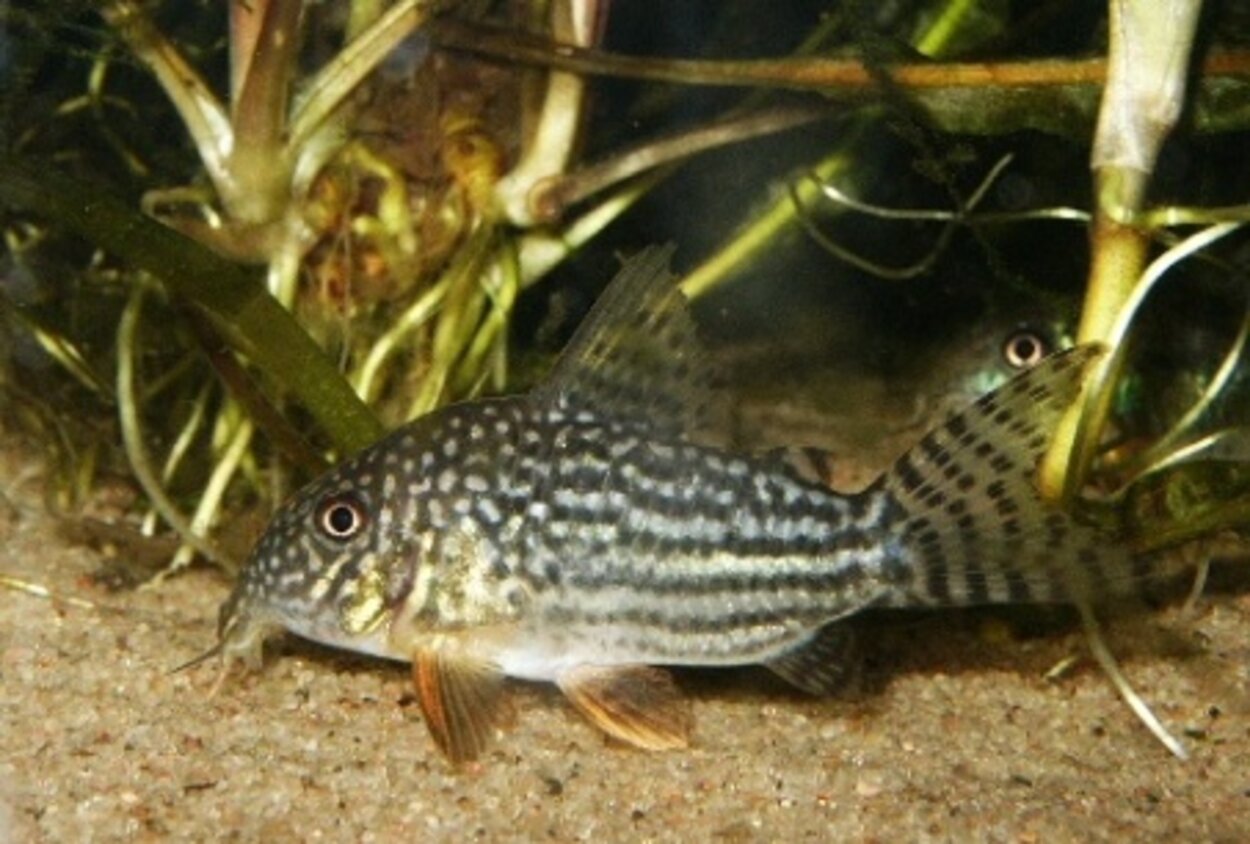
3;439;1250;843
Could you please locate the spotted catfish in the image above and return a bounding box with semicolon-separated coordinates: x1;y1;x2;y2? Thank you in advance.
212;246;1160;763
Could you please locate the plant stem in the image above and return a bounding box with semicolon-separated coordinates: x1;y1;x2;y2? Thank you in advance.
1038;0;1204;503
427;18;1250;94
0;159;384;454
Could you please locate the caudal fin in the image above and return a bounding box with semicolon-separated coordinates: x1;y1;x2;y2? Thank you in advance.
877;345;1155;608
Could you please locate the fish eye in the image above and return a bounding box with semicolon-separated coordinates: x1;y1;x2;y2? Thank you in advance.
1002;329;1049;370
315;493;368;542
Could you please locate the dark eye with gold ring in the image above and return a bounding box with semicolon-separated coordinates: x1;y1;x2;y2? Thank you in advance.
315;493;368;542
1002;329;1049;370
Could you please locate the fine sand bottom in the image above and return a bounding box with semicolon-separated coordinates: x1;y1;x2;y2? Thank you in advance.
3;440;1250;842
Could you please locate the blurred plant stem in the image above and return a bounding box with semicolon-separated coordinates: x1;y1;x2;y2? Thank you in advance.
0;158;385;454
117;286;228;569
495;0;607;226
1039;0;1205;504
427;18;1250;136
679;1;993;300
680;136;866;300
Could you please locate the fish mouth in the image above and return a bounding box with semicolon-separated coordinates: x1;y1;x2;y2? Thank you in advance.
168;586;276;679
217;581;246;641
214;589;279;671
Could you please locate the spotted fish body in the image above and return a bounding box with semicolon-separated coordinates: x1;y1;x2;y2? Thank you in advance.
218;248;1159;762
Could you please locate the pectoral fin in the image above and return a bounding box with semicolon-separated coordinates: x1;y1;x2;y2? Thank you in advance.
557;665;691;751
412;648;506;763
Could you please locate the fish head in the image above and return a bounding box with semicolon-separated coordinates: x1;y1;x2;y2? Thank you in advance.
217;400;535;669
939;320;1069;410
217;425;435;667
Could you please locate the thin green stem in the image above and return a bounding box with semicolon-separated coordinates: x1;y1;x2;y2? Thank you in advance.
290;0;436;151
117;287;227;567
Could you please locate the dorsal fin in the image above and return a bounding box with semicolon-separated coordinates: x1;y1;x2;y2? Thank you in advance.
534;246;725;438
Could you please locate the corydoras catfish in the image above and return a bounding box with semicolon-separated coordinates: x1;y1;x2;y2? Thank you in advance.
211;247;1163;762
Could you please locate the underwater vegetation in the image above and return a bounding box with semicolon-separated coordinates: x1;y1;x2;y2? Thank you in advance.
1;0;1249;629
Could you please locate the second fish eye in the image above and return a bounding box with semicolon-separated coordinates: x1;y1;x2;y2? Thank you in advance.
316;493;368;542
1002;329;1049;370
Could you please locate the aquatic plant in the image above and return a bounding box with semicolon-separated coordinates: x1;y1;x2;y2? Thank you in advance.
2;2;1249;629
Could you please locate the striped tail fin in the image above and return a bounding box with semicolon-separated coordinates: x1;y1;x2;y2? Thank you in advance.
876;345;1158;609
